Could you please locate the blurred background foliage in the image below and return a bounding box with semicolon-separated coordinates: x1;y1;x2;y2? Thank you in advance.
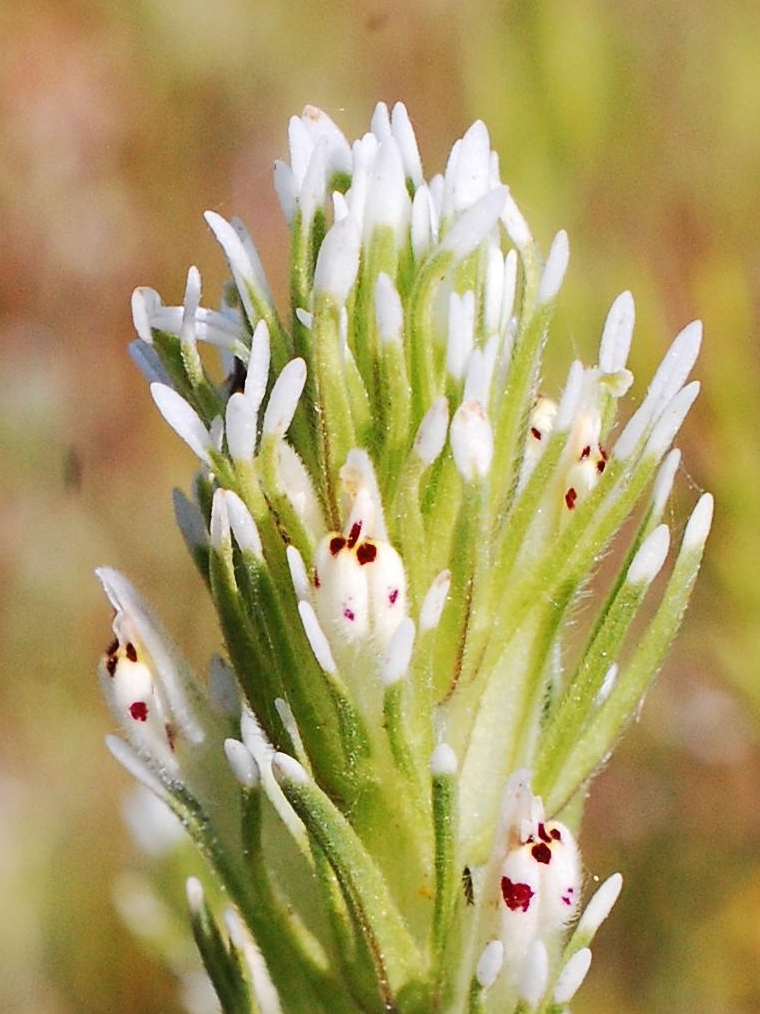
1;0;758;1011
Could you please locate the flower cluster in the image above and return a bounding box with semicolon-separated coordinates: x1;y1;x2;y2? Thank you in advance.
98;103;711;1013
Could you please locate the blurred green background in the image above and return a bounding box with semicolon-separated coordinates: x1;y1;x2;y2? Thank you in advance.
1;0;758;1011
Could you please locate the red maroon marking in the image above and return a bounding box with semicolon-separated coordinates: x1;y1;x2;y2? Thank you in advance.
550;827;562;841
561;887;575;906
106;656;118;677
531;842;552;864
106;638;119;656
388;588;399;606
537;823;551;843
501;876;534;913
329;536;346;556
165;724;176;751
356;542;377;565
343;607;355;622
531;426;542;440
580;444;591;460
565;487;578;510
125;642;138;663
597;458;606;474
347;521;362;549
129;701;149;722
314;569;321;588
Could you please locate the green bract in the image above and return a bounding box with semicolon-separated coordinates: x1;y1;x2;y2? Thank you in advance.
98;103;711;1014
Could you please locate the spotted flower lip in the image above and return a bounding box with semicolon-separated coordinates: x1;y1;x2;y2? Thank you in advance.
99;101;711;1014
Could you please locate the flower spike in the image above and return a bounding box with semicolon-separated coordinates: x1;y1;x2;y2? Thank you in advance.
97;103;709;1014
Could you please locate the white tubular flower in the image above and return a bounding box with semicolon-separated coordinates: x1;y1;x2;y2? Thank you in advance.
561;407;608;513
499;815;581;962
313;517;407;652
97;568;206;776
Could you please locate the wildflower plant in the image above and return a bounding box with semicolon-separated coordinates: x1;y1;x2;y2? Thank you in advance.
97;103;712;1014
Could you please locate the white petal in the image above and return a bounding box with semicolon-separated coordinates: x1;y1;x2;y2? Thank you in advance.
476;940;504;988
180;266;202;346
390;102;423;186
450;398;494;480
224;738;259;789
627;524;670;585
375;273;404;344
576;873;623;937
132;287;162;343
313;217;362;303
151;384;212;463
537;229;569;305
519;939;548;1006
414;398;449;466
298;600;338;674
381;617;415;685
599;291;635;374
224;489;263;559
430;742;457;776
286;545;311;603
682;491;714;550
553;948;592;1004
419;569;451;632
226;392;258;462
441;187;507;260
271;751;309;786
245;319;272;415
262;358;307;437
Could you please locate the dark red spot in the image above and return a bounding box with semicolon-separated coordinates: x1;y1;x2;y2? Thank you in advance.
531;842;552;864
106;638;119;656
129;701;149;722
531;426;542;441
550;827;562;841
125;642;138;663
329;536;346;556
106;656;118;677
596;458;606;474
388;588;399;606
565;487;578;510
356;541;377;565
165;724;176;751
343;607;355;622
347;521;362;549
537;822;552;843
561;887;575;906
580;444;591;460
501;876;534;913
314;569;321;588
